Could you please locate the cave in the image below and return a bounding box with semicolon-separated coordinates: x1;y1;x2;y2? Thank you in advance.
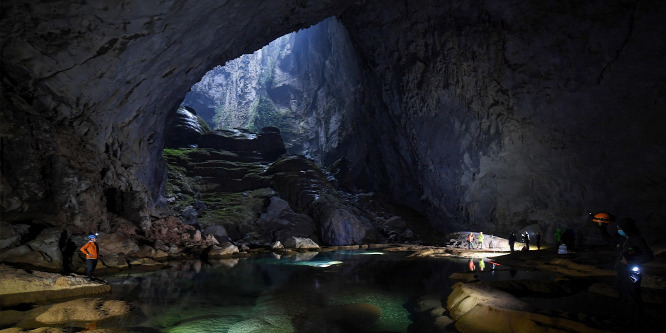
3;0;665;241
1;0;665;331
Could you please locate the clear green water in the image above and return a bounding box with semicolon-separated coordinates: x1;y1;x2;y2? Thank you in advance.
97;250;470;332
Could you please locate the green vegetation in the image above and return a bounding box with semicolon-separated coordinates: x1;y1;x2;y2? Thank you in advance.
163;147;195;159
214;105;235;130
162;146;275;238
198;189;274;237
197;115;212;133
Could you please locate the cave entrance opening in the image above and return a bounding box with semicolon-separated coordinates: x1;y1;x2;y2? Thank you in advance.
170;16;362;165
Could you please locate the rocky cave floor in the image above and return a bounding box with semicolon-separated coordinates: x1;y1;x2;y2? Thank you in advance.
1;241;665;333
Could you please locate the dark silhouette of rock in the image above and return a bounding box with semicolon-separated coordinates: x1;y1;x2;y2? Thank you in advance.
164;106;210;148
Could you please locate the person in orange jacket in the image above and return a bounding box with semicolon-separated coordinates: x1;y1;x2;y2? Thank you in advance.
80;234;99;280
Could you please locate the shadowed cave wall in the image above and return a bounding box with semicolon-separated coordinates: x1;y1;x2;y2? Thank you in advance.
1;0;665;243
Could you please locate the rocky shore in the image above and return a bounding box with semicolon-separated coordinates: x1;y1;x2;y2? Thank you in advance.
411;242;666;332
1;240;664;332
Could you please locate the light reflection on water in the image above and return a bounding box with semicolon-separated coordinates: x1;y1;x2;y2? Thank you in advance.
89;252;532;332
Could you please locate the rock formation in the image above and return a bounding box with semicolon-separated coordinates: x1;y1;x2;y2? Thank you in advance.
182;17;363;164
164;106;211;148
0;264;110;307
1;0;666;257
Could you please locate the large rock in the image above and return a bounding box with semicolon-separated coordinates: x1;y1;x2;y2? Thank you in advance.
164;106;209;148
447;282;610;333
0;228;64;271
266;156;377;245
282;236;319;250
254;196;318;245
0;264;109;307
35;298;132;324
206;243;240;258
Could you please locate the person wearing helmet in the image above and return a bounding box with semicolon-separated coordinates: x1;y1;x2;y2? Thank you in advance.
80;234;99;280
477;232;484;249
590;211;614;241
616;218;654;328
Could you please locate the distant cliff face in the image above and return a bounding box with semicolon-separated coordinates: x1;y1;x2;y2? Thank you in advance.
182;17;362;165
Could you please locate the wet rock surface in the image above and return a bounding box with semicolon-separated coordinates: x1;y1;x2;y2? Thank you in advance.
0;264;110;307
442;244;666;332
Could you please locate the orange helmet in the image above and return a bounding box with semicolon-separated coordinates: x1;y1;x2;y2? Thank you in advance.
592;212;611;224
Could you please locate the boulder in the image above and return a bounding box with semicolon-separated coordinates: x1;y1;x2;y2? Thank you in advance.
207;242;239;258
265;196;290;216
204;225;229;243
164;105;208;148
180;205;199;225
255;198;318;245
447;282;609;333
283;237;319;250
315;200;369;246
35;298;132;324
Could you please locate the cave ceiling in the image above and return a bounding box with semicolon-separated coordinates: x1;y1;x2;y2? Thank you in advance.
1;0;665;241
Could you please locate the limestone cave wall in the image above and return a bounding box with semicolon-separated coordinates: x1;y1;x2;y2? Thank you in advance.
336;0;666;240
1;0;665;243
0;0;356;231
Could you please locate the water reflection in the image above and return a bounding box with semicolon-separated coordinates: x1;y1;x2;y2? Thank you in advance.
94;251;547;332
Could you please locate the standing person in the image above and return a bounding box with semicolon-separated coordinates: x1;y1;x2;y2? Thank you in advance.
522;232;530;251
80;234;99;280
508;232;517;252
467;233;474;250
536;232;542;250
616;218;654;329
478;232;484;249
